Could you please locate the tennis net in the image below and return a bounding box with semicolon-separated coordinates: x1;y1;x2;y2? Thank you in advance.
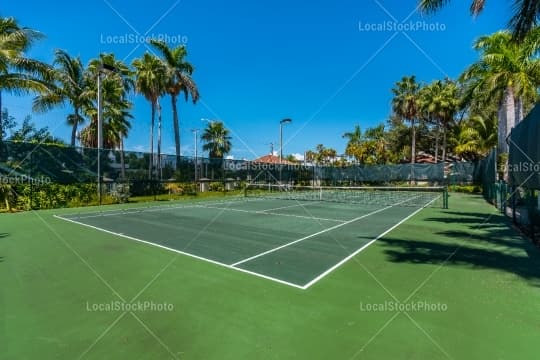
244;184;448;208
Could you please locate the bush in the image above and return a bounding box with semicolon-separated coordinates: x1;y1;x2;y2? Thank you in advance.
111;183;130;203
450;185;481;194
209;182;225;192
180;183;198;195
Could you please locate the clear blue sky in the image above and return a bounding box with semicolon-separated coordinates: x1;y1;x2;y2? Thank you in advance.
3;0;508;160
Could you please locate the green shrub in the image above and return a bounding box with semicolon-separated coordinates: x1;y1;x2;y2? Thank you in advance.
450;185;481;194
209;182;224;192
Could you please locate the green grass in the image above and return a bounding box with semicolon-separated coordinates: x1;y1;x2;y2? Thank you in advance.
2;193;540;359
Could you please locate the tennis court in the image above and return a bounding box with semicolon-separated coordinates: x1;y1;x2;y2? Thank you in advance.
55;186;446;289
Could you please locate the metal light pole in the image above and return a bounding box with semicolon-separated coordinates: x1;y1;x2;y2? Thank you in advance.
279;118;292;163
192;129;199;182
279;118;292;184
97;63;117;205
97;70;103;205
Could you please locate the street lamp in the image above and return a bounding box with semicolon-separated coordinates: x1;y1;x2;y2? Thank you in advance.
97;63;118;205
279;118;292;163
192;128;199;182
279;118;292;184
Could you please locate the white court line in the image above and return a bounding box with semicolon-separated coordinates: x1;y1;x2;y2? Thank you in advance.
301;196;440;289
230;202;403;267
199;205;346;223
54;195;439;290
62;198;261;220
258;201;321;213
53;214;305;290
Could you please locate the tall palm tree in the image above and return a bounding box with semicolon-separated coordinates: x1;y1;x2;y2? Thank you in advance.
79;54;133;180
201;121;232;158
80;97;132;178
32;49;88;146
132;53;166;179
419;0;540;40
391;76;421;163
418;81;441;162
149;40;199;168
439;80;460;162
0;17;51;139
460;29;540;154
418;79;460;162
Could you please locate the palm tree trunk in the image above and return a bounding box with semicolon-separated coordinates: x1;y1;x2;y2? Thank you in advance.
120;136;126;180
70;109;80;147
442;125;447;163
505;87;516;136
411;118;416;164
171;94;181;170
149;102;155;179
515;96;524;124
434;120;440;163
497;100;507;154
498;87;515;154
157;100;162;181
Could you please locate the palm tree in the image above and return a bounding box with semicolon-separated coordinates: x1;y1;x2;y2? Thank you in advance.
418;79;460;162
439;80;460;162
322;147;337;165
80;96;132;179
0;17;51;140
391;76;421;163
342;124;362;161
132;53;166;179
201;121;232;158
84;54;134;145
149;40;199;168
460;29;540;154
79;83;132;149
455;114;497;160
84;54;133;179
364;124;389;164
418;81;441;162
419;0;540;40
32;49;88;146
305;150;317;164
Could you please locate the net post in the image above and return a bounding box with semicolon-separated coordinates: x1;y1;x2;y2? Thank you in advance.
443;186;449;209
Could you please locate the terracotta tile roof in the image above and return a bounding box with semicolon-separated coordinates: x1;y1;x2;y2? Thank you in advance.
252;154;295;165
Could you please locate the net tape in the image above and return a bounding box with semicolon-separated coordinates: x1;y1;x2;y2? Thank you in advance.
245;184;446;208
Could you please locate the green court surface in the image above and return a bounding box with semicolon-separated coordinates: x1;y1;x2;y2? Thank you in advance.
56;197;428;289
2;193;540;359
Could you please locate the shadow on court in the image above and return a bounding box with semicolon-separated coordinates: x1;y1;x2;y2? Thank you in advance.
375;211;540;285
423;210;500;225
